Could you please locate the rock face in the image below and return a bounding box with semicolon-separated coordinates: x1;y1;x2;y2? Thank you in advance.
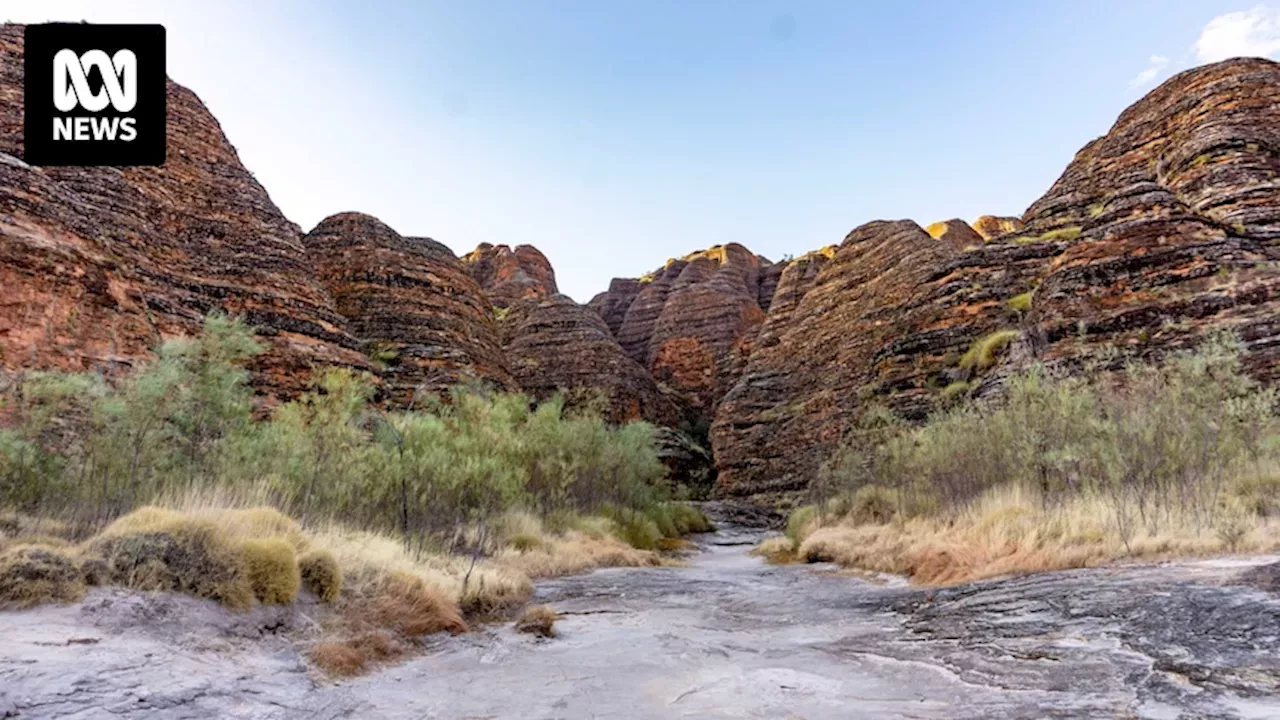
712;221;1032;497
1019;57;1280;382
972;215;1025;240
461;243;558;307
925;219;985;249
0;24;367;398
587;278;645;336
498;294;678;426
303;213;515;404
713;57;1280;498
592;244;782;422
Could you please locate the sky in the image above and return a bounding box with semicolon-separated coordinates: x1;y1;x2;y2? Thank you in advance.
6;1;1280;302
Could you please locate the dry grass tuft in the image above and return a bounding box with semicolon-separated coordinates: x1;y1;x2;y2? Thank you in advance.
751;536;796;564
494;530;658;579
89;507;255;609
298;549;341;603
360;572;468;636
240;538;300;605
958;329;1019;371
309;630;406;677
796;485;1280;586
0;544;85;609
515;604;557;638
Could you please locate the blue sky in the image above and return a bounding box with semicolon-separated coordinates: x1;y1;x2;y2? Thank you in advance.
8;1;1280;301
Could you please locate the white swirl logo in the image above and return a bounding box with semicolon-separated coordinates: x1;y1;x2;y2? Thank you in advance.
52;48;137;113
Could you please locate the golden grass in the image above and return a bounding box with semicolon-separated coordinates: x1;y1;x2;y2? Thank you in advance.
88;508;256;609
791;484;1280;586
1;494;686;676
310;630;406;677
490;511;658;580
240;538;300;605
298;549;342;603
959;329;1019;371
0;543;86;610
515;604;557;638
751;536;796;564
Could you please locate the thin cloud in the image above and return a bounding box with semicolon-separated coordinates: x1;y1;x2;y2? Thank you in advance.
1130;55;1170;86
1195;5;1280;62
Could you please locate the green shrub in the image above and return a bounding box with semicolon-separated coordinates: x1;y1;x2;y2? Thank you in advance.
298;549;342;603
667;503;712;534
0;313;672;555
1007;292;1032;312
815;333;1279;539
786;505;818;545
1040;226;1082;242
1013;226;1082;244
644;504;678;538
939;381;971;403
240;538;300;605
849;485;897;525
602;507;662;550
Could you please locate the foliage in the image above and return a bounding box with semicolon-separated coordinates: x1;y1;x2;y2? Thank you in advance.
816;334;1280;546
1007;291;1033;312
0;314;676;554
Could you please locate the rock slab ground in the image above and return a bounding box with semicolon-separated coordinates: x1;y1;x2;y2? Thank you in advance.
2;513;1279;719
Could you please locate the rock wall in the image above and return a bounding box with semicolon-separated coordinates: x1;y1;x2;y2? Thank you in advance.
461;243;558;307
303;213;515;404
1019;57;1280;381
925;219;985;249
499;294;679;426
4;20;1280;505
591;244;784;422
711;57;1280;498
0;24;368;399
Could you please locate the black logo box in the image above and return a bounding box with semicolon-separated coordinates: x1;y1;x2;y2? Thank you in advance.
23;23;166;167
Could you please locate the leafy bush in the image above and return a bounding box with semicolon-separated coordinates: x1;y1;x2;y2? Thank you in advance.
786;505;818;545
601;506;663;550
0;314;677;554
816;334;1279;545
667;503;713;534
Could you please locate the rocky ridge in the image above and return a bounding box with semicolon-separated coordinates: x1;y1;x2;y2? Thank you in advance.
461;243;558;307
711;57;1280;497
589;244;782;423
302;213;516;404
0;25;368;399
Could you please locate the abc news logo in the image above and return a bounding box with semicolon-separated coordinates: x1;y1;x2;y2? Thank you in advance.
24;24;166;166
